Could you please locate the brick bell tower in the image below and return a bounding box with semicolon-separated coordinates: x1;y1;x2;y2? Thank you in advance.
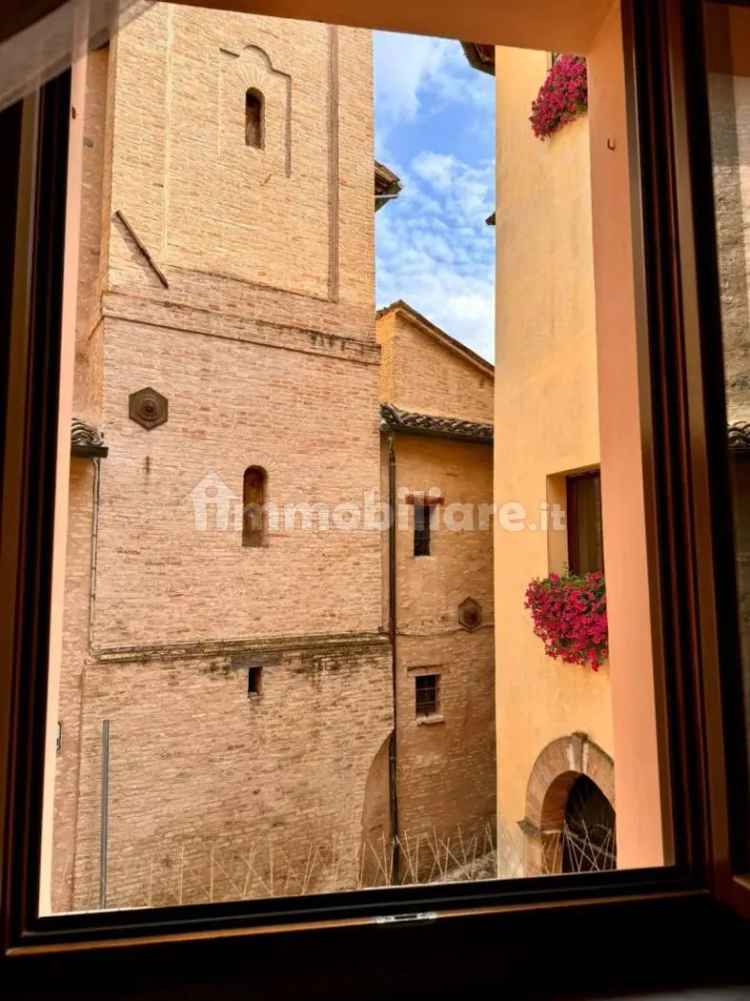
53;4;394;911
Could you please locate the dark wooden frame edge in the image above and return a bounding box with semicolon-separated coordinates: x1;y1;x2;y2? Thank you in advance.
0;0;748;993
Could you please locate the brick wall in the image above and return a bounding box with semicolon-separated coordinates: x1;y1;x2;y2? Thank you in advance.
709;71;750;426
377;308;494;423
52;4;393;911
377;306;496;880
92;312;384;650
68;637;391;910
390;434;496;876
105;4;374;337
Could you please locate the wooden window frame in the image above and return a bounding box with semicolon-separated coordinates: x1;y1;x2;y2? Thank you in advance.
414;673;439;718
0;0;749;992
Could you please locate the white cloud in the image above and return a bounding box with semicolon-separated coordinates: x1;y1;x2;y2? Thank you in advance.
374;32;496;361
412;151;455;191
374;34;451;127
374;32;493;135
376;148;495;361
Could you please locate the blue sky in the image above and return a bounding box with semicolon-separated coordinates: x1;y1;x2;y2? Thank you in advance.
374;32;495;362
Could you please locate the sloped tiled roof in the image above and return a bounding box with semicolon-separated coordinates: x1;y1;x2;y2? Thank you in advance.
375;160;402;211
380;403;493;444
460;41;495;76
376;299;494;377
729;421;750;452
71;418;108;458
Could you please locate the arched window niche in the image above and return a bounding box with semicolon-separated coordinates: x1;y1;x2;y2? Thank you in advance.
245;88;265;149
242;466;267;548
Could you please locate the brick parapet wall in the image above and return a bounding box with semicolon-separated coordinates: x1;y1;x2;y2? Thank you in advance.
67;638;392;910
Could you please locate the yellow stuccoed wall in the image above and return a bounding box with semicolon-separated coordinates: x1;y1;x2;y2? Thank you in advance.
493;48;613;875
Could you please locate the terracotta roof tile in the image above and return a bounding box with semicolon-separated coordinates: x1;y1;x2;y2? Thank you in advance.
380;403;493;444
71;417;108;458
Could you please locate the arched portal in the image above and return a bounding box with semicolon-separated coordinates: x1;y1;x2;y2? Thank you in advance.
560;773;616;873
519;733;615;875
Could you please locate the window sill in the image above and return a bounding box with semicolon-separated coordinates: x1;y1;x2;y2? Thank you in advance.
416;713;445;726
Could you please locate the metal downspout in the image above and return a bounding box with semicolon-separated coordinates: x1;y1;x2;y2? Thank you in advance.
387;432;400;884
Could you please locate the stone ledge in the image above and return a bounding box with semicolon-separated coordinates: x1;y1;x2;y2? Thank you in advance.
102;292;381;367
93;630;390;665
416;713;445;726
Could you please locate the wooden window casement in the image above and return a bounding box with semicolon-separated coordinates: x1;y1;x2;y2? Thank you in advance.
1;0;750;993
566;470;603;575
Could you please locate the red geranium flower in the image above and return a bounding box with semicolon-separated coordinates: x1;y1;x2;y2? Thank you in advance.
524;571;608;670
530;55;588;141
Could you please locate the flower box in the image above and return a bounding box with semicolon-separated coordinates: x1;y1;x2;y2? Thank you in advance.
530;54;588;141
524;571;608;670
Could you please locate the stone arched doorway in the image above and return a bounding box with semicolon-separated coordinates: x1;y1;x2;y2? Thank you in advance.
519;732;615;875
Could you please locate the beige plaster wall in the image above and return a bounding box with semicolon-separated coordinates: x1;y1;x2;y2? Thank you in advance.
493;47;612;876
171;0;612;55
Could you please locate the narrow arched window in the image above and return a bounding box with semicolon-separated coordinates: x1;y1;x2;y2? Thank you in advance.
242;466;267;547
245;89;264;148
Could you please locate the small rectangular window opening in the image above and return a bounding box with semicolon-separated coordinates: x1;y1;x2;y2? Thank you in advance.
245;88;264;148
415;674;439;718
247;666;263;697
243;466;267;548
414;502;431;557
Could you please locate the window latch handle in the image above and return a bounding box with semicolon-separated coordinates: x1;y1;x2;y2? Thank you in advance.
372;911;439;926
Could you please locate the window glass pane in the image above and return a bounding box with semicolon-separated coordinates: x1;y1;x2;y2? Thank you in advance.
705;0;750;870
41;1;670;916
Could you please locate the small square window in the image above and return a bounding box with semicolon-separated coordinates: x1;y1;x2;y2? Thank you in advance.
247;666;262;697
415;674;439;717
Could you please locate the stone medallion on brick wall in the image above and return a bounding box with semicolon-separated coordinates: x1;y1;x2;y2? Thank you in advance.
458;596;482;631
129;387;168;431
518;732;614;875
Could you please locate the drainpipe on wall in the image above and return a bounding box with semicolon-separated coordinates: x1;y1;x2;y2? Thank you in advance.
99;718;110;910
88;455;102;651
387;431;400;885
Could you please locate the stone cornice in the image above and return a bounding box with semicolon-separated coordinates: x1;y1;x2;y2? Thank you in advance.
102;292;382;367
92;630;389;665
